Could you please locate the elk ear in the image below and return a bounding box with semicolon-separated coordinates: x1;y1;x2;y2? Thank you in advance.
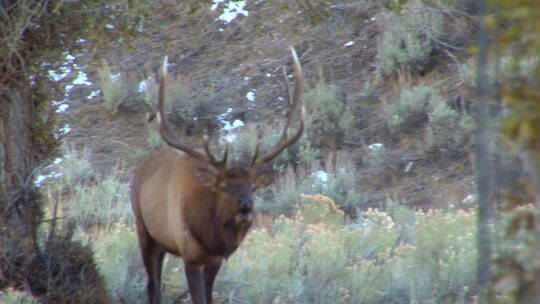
255;170;276;189
193;163;220;187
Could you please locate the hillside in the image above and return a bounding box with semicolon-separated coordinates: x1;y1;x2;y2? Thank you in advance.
57;0;477;213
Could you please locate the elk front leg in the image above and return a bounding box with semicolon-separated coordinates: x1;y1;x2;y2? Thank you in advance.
203;260;222;304
184;262;207;304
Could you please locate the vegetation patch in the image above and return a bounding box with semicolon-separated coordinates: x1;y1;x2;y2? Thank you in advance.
305;82;356;150
425;100;474;158
385;85;433;130
376;0;445;75
220;206;477;304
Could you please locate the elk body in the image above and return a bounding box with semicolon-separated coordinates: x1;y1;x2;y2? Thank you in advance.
131;48;304;304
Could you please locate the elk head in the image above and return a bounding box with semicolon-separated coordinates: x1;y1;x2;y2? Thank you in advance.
156;49;302;229
131;47;303;304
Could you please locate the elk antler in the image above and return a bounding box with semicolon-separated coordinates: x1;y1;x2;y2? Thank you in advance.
251;47;304;170
157;57;228;169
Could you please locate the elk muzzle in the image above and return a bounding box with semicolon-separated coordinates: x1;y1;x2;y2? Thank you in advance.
236;194;253;223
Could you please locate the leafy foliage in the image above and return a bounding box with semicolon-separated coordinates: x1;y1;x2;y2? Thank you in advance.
489;1;540;303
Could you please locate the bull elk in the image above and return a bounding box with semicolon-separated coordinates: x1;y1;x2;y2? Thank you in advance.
131;47;304;304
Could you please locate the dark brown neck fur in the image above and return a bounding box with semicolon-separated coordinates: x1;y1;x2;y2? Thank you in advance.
183;187;251;258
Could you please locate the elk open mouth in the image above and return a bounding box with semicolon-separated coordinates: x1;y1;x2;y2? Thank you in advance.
235;206;253;223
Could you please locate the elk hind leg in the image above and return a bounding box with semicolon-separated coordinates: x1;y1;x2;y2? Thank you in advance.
137;222;166;304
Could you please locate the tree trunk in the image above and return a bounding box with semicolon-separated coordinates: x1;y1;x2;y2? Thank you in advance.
0;69;111;304
0;80;41;285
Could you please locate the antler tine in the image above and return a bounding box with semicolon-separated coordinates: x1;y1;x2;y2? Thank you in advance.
157;57;213;165
282;66;293;106
219;143;229;167
156;56;168;121
250;140;261;168
202;133;212;157
290;46;304;120
252;46;304;169
279;66;293;142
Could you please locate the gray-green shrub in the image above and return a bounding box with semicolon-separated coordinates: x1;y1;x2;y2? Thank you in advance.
256;156;364;217
91;224;185;304
426;100;474;158
255;167;300;216
385;85;434;129
96;62;129;112
304;82;356;149
147;128;164;150
92;225;147;303
376;0;445;75
228;125;276;165
70;175;132;230
308;168;364;213
220;206;477;303
58;144;95;185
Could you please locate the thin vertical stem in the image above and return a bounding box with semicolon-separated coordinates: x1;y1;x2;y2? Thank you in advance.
474;0;493;298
